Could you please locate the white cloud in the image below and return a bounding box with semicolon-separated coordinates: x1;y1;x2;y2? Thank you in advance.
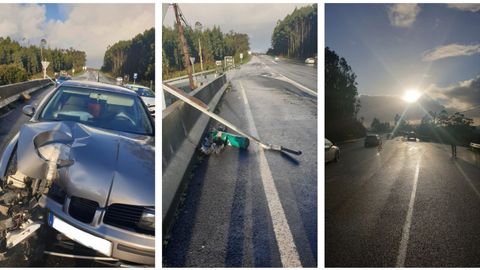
426;76;480;111
422;43;480;61
387;4;420;28
447;4;480;12
0;4;154;68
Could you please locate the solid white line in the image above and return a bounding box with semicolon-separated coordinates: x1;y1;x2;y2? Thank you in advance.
277;74;317;97
396;157;422;267
238;81;302;267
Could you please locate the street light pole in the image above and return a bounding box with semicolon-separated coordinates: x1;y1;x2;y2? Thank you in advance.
195;22;204;72
40;39;49;79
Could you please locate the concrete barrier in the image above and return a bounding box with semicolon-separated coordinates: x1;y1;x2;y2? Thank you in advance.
0;79;52;109
162;74;228;231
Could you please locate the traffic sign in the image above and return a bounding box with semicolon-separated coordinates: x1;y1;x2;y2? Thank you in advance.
240;53;243;59
133;73;138;79
189;57;195;64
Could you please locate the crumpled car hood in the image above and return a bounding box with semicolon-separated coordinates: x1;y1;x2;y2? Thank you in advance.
16;121;154;207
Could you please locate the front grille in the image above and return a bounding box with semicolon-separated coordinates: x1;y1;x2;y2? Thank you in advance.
47;183;66;204
68;196;98;224
104;204;154;235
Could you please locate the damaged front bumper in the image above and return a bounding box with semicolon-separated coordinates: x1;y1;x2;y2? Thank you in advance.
41;195;155;265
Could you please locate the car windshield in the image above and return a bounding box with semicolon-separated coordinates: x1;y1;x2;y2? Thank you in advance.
39;86;153;135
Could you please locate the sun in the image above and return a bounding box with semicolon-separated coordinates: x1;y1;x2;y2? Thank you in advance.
402;89;422;103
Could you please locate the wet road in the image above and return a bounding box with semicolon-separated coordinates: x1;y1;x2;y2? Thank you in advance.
256;55;317;93
326;136;480;267
0;85;54;154
164;56;317;267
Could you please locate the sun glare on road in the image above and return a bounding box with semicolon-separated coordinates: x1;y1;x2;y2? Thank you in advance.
402;89;421;103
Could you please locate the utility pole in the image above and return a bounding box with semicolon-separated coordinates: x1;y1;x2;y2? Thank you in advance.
173;3;195;90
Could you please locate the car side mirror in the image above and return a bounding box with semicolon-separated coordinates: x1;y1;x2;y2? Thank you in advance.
22;105;35;117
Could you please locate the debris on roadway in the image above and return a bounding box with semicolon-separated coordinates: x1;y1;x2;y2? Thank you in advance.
200;125;250;155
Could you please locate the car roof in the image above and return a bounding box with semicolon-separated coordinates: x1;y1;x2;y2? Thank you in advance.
60;80;137;96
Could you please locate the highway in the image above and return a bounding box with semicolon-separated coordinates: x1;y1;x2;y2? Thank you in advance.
163;55;317;267
326;136;480;267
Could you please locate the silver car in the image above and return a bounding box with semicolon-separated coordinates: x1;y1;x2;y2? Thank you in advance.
0;80;155;265
124;84;155;116
325;138;340;163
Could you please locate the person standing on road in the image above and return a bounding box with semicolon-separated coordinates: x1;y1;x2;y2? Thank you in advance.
450;137;457;158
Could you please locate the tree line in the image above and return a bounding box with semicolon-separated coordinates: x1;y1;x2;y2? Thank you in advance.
325;47;366;142
267;4;317;59
162;24;250;79
101;28;155;85
0;37;86;85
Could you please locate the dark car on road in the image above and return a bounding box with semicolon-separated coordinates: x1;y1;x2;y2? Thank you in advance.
325;138;340;162
55;75;71;85
407;131;417;141
365;134;382;147
0;80;155;266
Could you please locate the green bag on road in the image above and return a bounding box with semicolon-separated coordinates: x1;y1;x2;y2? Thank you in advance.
211;130;250;149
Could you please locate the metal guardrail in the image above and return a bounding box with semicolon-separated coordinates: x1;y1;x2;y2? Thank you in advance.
0;79;53;110
163;69;217;83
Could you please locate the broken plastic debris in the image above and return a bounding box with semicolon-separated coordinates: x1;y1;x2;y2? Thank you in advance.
200;125;249;155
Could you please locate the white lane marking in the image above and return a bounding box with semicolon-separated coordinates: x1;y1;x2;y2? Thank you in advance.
453;161;480;199
271;60;278;64
238;81;302;267
396;157;422;267
277;74;317;97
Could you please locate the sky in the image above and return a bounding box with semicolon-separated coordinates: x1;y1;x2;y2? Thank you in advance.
162;3;312;53
0;3;154;68
326;4;480;113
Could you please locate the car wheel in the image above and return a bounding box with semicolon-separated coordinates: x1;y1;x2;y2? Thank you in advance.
334;151;340;162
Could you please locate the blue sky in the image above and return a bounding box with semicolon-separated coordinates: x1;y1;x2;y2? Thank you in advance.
44;3;68;22
326;4;480;111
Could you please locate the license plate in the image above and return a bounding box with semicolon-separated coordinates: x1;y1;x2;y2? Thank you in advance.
48;213;112;257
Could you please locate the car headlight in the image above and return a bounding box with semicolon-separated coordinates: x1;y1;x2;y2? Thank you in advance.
137;207;155;231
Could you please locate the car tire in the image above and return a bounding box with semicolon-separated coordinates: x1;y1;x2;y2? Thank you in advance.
334;151;340;162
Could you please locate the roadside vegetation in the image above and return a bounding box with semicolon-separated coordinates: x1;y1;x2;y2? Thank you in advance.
101;28;155;86
0;37;86;86
325;47;366;142
393;111;478;146
162;25;250;80
267;4;317;59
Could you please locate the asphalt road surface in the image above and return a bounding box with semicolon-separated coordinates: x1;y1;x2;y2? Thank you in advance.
257;54;317;93
326;136;480;267
164;55;317;267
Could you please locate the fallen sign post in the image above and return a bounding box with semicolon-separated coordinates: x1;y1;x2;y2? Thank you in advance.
162;83;302;155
